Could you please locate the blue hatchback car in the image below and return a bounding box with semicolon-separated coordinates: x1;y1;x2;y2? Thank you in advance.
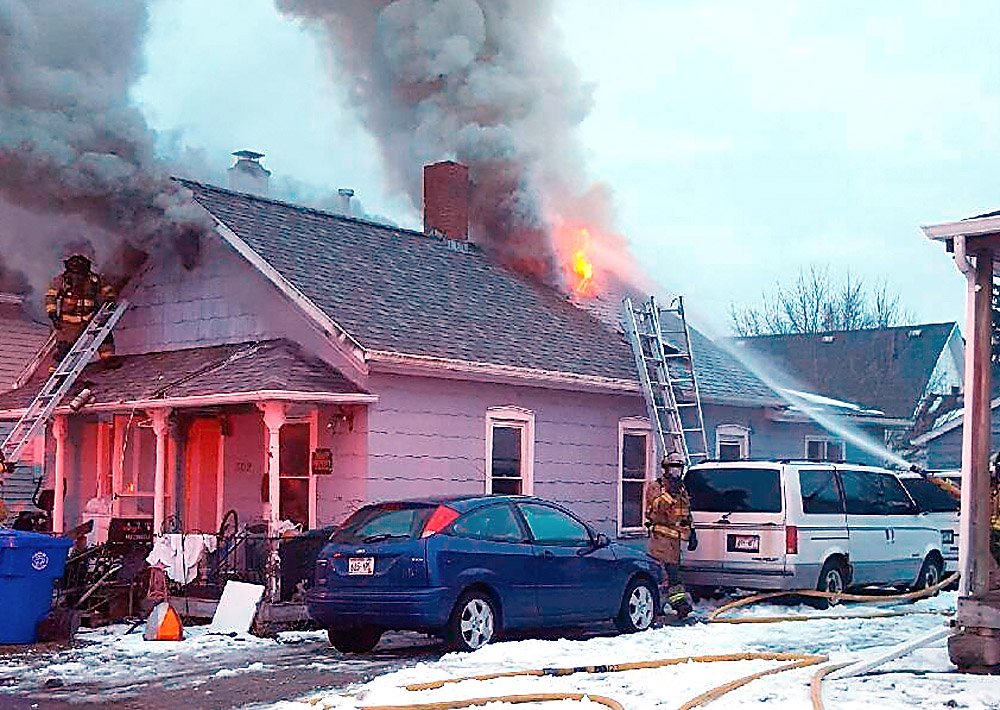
306;495;668;652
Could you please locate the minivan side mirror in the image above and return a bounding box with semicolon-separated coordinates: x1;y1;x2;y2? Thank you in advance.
595;532;610;548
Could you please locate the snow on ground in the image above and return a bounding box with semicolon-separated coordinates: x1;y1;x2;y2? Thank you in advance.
0;624;329;700
266;592;1000;710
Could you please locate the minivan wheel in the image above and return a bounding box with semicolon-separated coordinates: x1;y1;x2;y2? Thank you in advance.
912;555;943;592
816;559;848;605
328;626;382;653
614;578;656;634
448;591;497;652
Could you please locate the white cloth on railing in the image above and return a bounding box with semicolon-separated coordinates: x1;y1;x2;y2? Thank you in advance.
146;533;218;584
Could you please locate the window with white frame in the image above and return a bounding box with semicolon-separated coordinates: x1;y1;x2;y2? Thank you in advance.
486;407;534;495
806;436;845;463
619;419;651;534
715;424;750;461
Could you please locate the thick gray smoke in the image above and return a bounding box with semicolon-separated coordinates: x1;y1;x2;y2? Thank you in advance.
277;0;637;289
0;0;208;302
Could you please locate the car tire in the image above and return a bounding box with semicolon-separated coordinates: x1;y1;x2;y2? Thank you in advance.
614;577;657;634
447;591;498;652
912;555;943;592
327;626;382;653
816;558;849;606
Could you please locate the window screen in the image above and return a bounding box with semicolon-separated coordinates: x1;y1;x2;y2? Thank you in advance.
799;469;844;514
491;425;522;494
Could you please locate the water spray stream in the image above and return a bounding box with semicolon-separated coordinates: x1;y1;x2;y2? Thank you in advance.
673;298;915;469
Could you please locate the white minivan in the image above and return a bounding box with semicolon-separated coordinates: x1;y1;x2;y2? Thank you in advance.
681;461;948;594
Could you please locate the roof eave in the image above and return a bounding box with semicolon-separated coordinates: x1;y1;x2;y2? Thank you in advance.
910;396;1000;445
922;215;1000;241
366;349;641;394
0;390;378;417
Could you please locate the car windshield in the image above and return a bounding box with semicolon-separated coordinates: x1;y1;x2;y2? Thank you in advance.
900;477;960;512
330;502;437;543
685;467;782;513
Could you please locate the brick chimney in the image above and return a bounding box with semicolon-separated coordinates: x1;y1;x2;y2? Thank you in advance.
228;150;271;196
423;161;469;241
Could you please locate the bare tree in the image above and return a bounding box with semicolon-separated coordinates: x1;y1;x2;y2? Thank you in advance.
731;265;911;336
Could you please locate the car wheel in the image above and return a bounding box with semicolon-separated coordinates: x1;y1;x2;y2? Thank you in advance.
816;558;848;606
448;591;497;652
327;626;382;653
614;577;656;634
912;555;943;592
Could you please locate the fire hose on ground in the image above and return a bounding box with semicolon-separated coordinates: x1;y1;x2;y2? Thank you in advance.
307;573;958;710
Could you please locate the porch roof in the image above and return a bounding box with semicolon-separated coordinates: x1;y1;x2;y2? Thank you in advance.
0;339;373;415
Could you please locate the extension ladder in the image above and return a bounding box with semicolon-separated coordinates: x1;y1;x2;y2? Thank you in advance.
1;300;129;470
621;295;709;467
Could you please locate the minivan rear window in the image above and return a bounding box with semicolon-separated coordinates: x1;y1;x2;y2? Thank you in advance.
899;477;960;512
686;467;782;513
330;502;437;543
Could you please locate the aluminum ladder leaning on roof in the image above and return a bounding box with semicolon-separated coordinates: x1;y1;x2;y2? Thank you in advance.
0;299;129;472
621;295;709;466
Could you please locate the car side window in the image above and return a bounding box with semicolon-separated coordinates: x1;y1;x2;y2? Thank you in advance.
517;503;592;545
839;470;885;515
449;504;526;542
879;474;917;515
799;469;844;514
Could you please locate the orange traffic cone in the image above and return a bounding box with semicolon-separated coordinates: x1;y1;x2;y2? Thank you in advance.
144;601;184;641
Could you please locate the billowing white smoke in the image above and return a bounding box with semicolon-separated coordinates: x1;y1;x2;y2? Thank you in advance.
0;0;208;300
277;0;637;289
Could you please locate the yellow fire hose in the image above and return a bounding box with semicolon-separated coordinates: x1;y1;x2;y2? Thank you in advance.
311;574;958;710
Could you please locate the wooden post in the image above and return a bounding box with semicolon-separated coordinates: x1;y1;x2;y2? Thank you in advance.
150;408;172;535
52;415;68;534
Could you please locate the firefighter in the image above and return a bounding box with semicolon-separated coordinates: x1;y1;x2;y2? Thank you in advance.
644;450;694;620
44;253;116;369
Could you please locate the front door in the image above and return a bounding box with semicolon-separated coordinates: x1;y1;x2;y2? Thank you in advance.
184;419;221;533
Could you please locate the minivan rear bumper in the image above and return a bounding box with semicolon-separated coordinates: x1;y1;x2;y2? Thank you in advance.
682;563;821;591
306;585;452;631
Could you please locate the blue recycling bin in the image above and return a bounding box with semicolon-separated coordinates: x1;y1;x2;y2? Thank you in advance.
0;529;72;644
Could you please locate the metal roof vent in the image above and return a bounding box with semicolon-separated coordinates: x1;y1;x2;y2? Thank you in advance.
821;335;835;343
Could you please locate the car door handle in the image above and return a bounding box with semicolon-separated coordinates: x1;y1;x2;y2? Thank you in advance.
542;550;554;558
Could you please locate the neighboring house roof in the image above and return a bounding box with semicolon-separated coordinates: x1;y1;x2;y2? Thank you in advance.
731;322;958;419
0;301;51;392
0;339;368;414
181;179;639;382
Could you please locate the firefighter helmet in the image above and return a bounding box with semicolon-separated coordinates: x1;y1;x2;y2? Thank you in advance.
63;254;92;273
662;451;687;471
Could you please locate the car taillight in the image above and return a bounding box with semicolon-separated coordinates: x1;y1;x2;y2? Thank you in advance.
785;525;798;555
421;505;460;537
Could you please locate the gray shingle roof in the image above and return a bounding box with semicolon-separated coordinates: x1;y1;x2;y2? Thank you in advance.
0;304;50;392
0;339;363;412
181;180;639;381
731;323;958;418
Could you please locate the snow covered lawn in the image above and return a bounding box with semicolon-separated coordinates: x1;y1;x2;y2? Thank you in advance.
267;592;1000;710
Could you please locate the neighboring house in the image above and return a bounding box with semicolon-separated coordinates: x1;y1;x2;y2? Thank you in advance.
730;323;965;463
0;160;916;562
0;293;51;514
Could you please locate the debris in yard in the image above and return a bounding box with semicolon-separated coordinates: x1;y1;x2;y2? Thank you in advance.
144;601;183;642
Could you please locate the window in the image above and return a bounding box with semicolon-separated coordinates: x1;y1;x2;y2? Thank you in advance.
517;503;591;545
839;469;885;515
806;437;845;462
619;419;651;533
715;424;750;461
878;474;918;515
279;423;310;528
799;469;844;514
686;467;782;513
899;478;960;512
450;504;526;542
486;407;534;495
117;420;157;517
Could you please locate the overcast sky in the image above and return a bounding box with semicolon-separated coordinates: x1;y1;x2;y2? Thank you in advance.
133;0;999;335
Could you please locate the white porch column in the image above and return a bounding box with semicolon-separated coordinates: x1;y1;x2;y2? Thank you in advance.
52;415;68;534
149;408;172;535
259;401;287;535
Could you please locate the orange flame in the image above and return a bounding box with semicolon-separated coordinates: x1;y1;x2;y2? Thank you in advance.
553;223;599;297
571;236;596;297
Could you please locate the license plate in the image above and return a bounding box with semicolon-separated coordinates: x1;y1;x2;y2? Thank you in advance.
348;557;374;575
727;534;760;553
